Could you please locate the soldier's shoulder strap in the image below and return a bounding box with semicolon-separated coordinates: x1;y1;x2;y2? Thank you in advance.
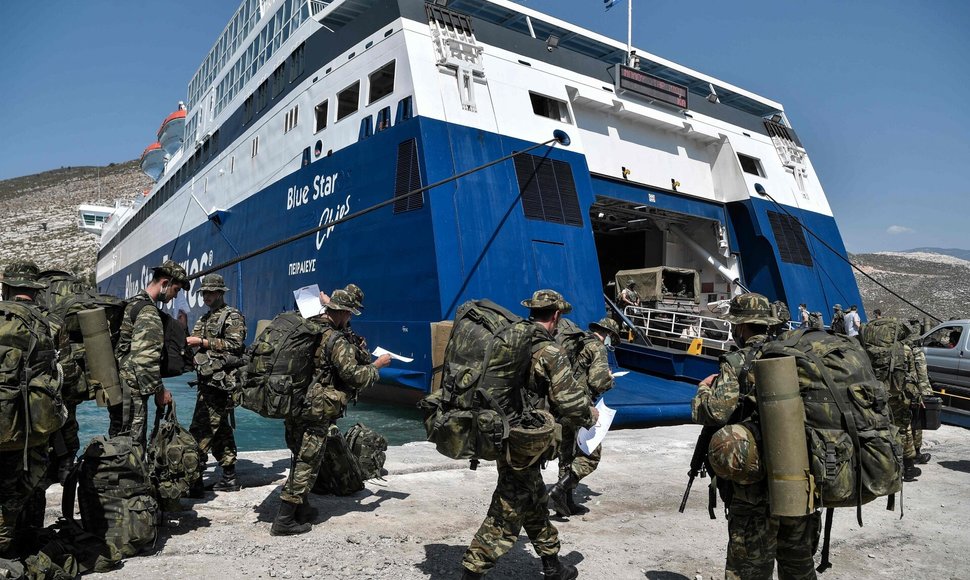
128;297;158;324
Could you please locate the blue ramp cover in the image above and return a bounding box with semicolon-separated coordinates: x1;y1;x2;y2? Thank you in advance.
602;370;697;427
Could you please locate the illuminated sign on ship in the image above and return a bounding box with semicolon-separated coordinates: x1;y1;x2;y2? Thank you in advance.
616;65;689;109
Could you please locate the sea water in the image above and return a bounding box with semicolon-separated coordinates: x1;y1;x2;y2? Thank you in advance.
75;375;428;450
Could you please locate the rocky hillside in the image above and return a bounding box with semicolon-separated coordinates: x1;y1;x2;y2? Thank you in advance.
0;161;150;281
851;251;970;323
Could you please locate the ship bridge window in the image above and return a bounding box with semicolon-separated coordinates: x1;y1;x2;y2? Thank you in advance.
315;100;329;133
514;153;582;227
368;61;396;105
529;92;572;124
767;211;813;267
337;81;361;121
737;153;765;177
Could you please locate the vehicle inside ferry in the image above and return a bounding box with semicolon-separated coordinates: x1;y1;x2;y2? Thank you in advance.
588;197;738;356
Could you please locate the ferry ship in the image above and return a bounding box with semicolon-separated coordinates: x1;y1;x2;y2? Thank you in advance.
96;0;864;427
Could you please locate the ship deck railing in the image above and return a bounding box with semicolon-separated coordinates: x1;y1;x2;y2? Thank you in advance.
623;305;735;355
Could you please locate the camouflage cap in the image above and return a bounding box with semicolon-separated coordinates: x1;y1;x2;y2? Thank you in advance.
327;289;361;315
588;317;621;341
151;260;189;287
724;292;781;326
344;283;364;309
521;289;567;311
708;424;763;485
200;273;229;293
1;261;46;289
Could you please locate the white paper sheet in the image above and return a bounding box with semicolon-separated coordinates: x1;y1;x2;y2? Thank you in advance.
372;346;414;363
294;284;324;319
611;370;630;378
577;399;616;456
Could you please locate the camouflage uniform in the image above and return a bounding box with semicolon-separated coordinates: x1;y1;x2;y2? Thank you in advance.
462;291;593;577
189;296;247;477
280;319;379;505
109;288;163;450
692;293;821;580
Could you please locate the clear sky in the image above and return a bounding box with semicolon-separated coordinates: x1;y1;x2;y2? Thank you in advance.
1;0;967;253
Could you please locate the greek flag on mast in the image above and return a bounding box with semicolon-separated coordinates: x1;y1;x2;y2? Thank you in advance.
604;0;623;11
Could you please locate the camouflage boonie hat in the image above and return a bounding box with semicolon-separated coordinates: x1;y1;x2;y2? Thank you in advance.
833;304;842;311
589;317;621;342
200;273;229;293
724;292;781;326
521;289;567;311
1;261;46;289
708;424;764;485
327;289;361;315
344;283;364;309
151;260;189;287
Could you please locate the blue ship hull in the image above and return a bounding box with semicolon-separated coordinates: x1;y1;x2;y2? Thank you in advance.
99;115;863;427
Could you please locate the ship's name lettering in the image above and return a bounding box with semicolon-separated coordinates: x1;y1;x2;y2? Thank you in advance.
315;194;352;250
286;172;339;211
288;259;317;276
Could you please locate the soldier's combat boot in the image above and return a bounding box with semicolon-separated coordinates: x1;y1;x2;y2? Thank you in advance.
270;500;312;536
460;567;484;579
541;555;578;580
915;450;932;464
903;458;922;482
549;472;577;517
187;475;205;499
565;488;589;515
213;465;240;492
295;501;319;524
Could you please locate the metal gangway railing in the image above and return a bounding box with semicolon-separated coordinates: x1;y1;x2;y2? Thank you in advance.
623;306;736;352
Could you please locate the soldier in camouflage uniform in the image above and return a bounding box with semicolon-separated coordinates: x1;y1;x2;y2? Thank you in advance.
461;290;596;580
896;340;923;480
271;289;391;536
109;260;186;452
187;274;247;496
693;293;821;580
321;283;370;364
549;317;619;517
0;262;65;556
905;318;932;464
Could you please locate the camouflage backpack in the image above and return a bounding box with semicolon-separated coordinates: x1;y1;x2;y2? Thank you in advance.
35;270;86;314
556;317;590;365
346;423;387;480
240;311;325;419
807;311;824;329
147;402;201;504
51;291;126;404
312;425;366;496
758;328;902;519
0;301;66;452
418;299;534;462
831;310;846;334
127;299;193;378
860;318;913;400
64;435;158;559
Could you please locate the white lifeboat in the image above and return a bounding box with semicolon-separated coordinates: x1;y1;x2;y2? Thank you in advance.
157;105;187;156
139;142;167;181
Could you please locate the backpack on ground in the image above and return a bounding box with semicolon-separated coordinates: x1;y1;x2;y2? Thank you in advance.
417;299;534;462
0;301;65;451
64;435;158;560
147;402;201;504
312;425;366;496
759;328;902;516
240;311;326;419
860;318;914;401
346;423;388;480
36;519;119;574
128;299;193;378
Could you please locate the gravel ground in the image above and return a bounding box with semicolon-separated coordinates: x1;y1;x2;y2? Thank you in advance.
42;424;970;579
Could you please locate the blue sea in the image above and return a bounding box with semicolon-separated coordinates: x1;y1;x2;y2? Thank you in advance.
75;375;428;450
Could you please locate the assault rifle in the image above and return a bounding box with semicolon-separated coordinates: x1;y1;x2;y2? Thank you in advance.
679;424;719;519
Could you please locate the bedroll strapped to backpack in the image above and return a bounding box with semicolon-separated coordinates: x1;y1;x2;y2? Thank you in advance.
240;311;326;419
860;318;914;401
418;299;534;463
147;401;202;503
128;300;193;378
0;301;65;452
63;435;158;560
758;328;903;522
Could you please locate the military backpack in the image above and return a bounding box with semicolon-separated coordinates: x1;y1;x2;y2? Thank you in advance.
831;310;846;334
147;402;202;504
418;299;535;463
127;299;193;378
346;423;388;480
860;317;914;401
240;311;326;419
64;435;158;560
312;425;366;496
35;270;86;314
0;301;65;452
52;290;126;403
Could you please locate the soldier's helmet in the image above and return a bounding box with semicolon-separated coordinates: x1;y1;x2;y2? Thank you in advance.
588;318;621;342
1;261;47;289
724;292;781;326
151;260;189;288
708;424;764;485
521;289;567;311
327;289;361;315
200;273;229;293
344;283;364;310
